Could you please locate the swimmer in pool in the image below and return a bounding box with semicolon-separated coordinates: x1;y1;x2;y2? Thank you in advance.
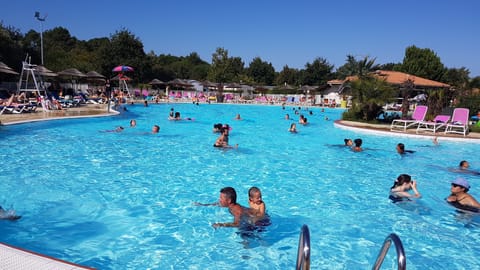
396;143;415;155
446;178;480;211
352;138;363;152
344;138;353;146
289;123;298;133
247;187;266;220
213;127;237;148
130;119;137;128
213;123;223;133
213;187;246;228
389;174;421;202
102;126;124;133
449;160;480;175
151;125;160;134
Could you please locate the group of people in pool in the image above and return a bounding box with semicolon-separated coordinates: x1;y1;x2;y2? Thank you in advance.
343;138;363;152
103;119;159;134
340;136;480;212
343;138;419;155
212;123;238;148
195;186;268;228
389;167;480;213
168;108;193;121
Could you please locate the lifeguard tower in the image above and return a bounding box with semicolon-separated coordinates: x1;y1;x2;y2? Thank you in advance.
17;57;50;111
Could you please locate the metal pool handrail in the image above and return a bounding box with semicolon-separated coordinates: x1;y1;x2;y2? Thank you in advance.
372;233;406;270
295;224;310;270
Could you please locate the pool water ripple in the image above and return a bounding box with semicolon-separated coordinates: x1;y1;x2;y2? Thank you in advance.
1;103;480;269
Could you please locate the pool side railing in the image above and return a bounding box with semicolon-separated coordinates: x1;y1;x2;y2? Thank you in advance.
295;226;406;270
372;233;406;270
295;224;310;270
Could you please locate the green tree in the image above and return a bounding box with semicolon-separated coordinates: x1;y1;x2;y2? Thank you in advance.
99;29;147;82
470;76;480;89
400;45;445;82
300;57;334;85
336;55;379;79
0;23;25;69
343;76;396;121
275;65;299;86
443;67;470;91
379;62;402;71
246;57;275;85
207;47;244;83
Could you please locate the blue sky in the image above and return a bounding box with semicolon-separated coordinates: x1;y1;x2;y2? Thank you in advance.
1;0;479;77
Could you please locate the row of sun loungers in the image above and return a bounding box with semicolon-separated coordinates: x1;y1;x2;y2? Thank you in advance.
390;106;470;136
0;103;37;114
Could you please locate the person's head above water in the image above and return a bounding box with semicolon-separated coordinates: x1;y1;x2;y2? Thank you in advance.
459;160;469;169
354;138;362;147
452;177;470;192
393;174;411;186
396;143;405;153
220;187;237;205
248;186;263;204
344;138;353;146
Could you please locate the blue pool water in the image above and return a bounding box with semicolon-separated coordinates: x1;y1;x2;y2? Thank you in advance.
1;103;480;269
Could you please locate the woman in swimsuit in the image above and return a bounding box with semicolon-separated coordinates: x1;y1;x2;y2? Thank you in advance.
446;178;480;211
389;174;421;202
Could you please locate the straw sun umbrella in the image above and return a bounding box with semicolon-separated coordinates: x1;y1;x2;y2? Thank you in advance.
0;62;19;75
57;68;87;96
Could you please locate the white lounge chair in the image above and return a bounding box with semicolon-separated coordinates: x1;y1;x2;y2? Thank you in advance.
416;114;450;134
445;108;470;136
390;105;428;132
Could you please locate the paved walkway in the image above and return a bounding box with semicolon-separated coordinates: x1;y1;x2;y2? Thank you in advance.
0;104;115;125
335;120;480;142
0;243;94;270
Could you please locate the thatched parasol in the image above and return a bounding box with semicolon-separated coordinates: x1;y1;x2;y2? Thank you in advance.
33;65;57;77
0;62;19;75
57;68;87;78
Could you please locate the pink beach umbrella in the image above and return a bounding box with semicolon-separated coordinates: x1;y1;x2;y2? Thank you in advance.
112;65;134;72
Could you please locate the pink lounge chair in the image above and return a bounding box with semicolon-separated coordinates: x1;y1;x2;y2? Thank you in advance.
416;114;450;134
444;108;470;136
390;105;428;132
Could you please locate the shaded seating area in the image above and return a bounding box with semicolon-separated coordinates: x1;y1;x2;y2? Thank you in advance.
390;105;428;132
0;93;38;115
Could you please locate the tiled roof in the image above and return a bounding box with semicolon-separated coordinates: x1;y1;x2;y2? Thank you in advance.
333;70;451;88
372;70;450;88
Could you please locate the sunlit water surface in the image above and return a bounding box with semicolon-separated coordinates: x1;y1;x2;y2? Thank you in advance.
1;103;480;269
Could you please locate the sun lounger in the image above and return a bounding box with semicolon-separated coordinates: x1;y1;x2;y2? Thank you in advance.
444;108;470;136
416;115;450;134
3;105;26;114
390;105;428;132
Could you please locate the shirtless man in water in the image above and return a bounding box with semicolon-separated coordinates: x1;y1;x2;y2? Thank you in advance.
212;187;245;228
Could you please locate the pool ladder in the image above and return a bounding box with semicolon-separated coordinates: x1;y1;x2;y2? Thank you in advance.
295;225;406;270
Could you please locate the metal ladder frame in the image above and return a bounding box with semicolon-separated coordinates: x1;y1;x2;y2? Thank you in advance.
294;227;405;270
372;233;406;270
17;58;49;111
296;224;311;270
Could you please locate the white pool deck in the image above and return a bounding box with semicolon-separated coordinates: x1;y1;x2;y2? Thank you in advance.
0;243;95;270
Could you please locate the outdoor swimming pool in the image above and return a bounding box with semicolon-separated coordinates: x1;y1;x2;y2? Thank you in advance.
1;103;480;269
